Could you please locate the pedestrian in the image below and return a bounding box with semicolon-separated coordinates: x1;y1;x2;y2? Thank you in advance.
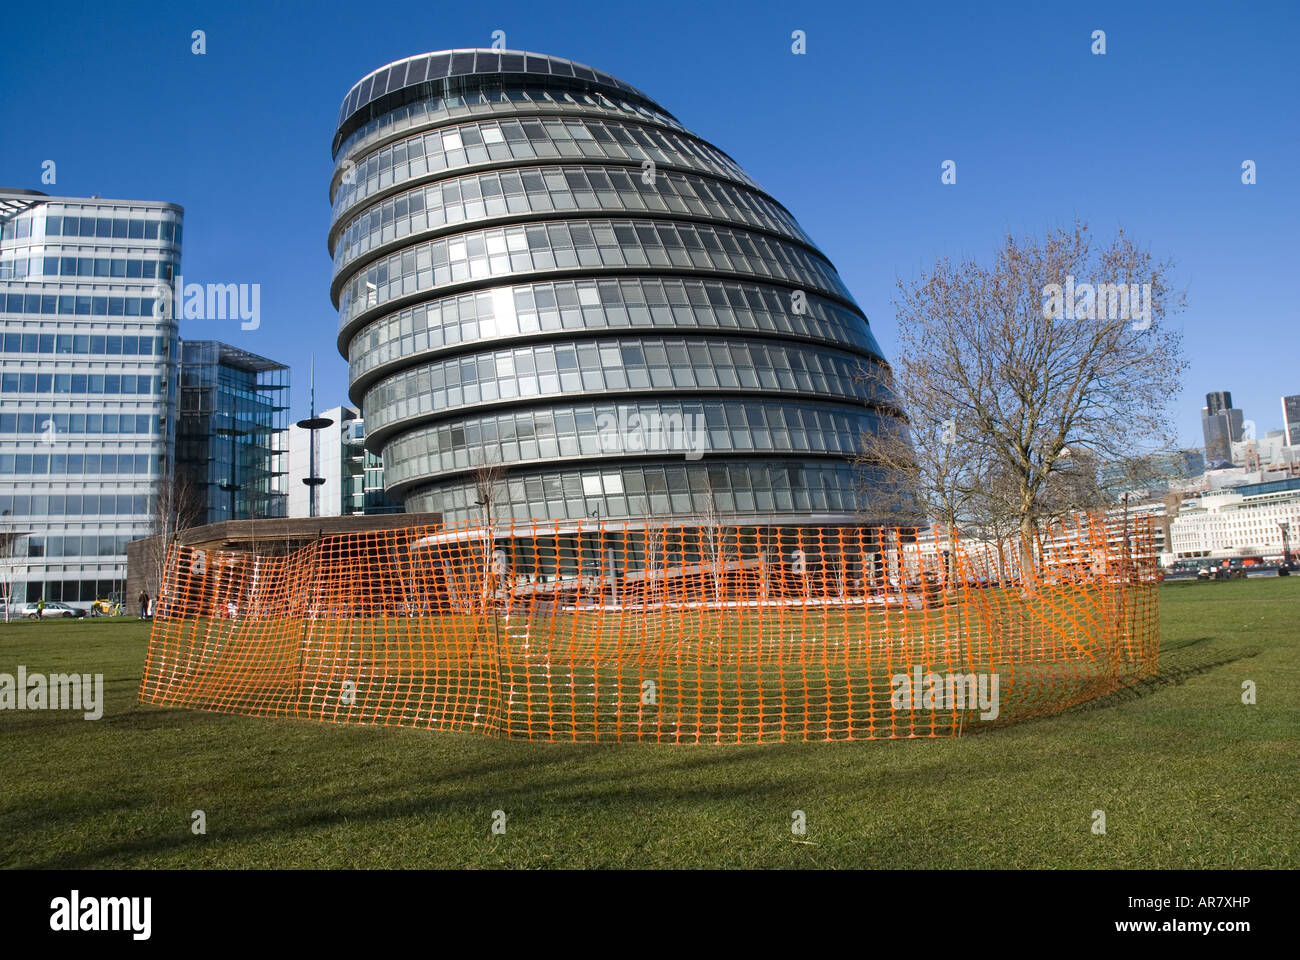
36;597;45;619
138;589;150;619
147;598;155;619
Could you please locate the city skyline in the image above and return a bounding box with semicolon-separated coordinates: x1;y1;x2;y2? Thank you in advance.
2;0;1295;451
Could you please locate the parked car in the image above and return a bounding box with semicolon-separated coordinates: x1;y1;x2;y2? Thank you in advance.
22;601;87;619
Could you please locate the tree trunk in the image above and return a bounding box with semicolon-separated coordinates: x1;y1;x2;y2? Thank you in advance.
1019;516;1037;590
945;525;961;598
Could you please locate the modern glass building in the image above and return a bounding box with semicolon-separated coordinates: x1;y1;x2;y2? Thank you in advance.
0;188;181;604
330;50;911;527
176;340;289;524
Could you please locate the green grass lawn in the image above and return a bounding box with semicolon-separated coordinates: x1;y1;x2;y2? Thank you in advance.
2;578;1296;869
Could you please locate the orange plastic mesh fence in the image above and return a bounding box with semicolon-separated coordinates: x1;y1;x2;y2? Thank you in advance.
139;517;1159;743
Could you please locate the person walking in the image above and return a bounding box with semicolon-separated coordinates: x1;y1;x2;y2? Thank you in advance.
138;589;150;619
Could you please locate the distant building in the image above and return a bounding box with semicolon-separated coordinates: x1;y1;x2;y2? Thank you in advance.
286;404;400;517
344;415;402;515
0;188;182;605
1233;429;1298;471
1205;390;1234;417
176;341;289;524
1283;395;1300;447
1168;476;1300;561
1035;495;1177;564
1100;448;1204;493
1201;390;1244;465
1163;448;1206;479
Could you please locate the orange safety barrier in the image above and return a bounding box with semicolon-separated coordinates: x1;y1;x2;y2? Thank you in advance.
139;517;1159;743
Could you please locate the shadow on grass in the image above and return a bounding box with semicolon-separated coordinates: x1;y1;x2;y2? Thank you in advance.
22;738;825;868
953;638;1261;739
1060;645;1260;715
23;633;1260;868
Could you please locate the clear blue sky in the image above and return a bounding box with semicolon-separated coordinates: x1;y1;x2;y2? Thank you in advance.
3;0;1296;448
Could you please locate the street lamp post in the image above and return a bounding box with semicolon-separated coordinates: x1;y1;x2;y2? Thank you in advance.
296;358;332;519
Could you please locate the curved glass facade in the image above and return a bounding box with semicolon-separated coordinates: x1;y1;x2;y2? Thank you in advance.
345;277;886;383
332;49;911;524
332;164;813;279
330;114;761;236
361;336;891;437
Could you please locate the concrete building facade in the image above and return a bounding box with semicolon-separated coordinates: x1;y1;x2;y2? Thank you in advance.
1168;477;1300;561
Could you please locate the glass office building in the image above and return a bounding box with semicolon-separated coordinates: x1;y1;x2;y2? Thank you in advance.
0;188;181;604
176;340;289;524
330;50;911;526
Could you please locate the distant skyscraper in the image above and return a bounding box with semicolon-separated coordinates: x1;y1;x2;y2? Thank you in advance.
0;188;181;605
1201;390;1244;465
1282;395;1300;447
1205;390;1234;417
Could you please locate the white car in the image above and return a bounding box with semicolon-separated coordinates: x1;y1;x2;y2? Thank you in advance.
22;601;87;620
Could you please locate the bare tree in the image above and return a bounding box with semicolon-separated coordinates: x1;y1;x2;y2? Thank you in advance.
1032;447;1111;533
641;521;665;607
854;361;981;585
0;511;26;623
890;221;1186;573
635;475;668;607
471;445;509;604
694;473;728;601
144;468;203;600
471;447;508;523
967;459;1032;583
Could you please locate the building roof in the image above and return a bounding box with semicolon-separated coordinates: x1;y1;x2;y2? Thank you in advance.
1233;476;1300;498
0;189;47;220
0;189;183;216
335;48;670;153
185;340;289;374
165;512;440;551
